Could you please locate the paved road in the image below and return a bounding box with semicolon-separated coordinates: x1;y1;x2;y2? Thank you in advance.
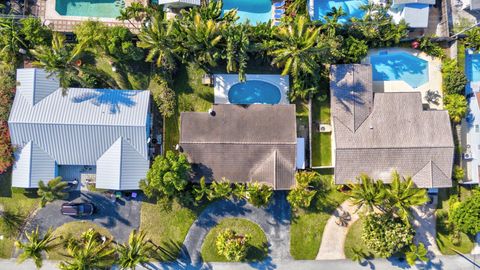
5;254;480;270
316;200;359;260
180;192;291;265
24;191;141;243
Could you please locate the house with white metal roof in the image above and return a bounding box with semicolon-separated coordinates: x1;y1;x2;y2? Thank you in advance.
389;0;436;28
8;68;151;190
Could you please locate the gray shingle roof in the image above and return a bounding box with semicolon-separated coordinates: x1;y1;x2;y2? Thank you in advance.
331;64;454;188
180;104;297;190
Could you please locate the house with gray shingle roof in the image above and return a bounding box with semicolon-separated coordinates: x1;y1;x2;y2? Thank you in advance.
180;104;298;190
8;68;151;190
331;64;454;188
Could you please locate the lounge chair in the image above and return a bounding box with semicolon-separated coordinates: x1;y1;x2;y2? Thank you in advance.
274;0;285;9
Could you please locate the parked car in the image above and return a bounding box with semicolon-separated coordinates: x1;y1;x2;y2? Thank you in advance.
61;202;95;217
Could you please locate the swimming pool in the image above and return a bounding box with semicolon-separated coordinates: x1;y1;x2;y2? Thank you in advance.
55;0;123;18
311;0;367;23
370;52;429;88
222;0;272;24
466;53;480;82
228;80;281;104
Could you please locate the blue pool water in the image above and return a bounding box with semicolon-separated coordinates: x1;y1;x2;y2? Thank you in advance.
312;0;367;23
55;0;123;17
370;52;429;88
466;53;480;82
222;0;272;24
228;80;281;104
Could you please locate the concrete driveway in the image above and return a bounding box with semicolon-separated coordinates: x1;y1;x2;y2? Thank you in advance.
24;191;141;242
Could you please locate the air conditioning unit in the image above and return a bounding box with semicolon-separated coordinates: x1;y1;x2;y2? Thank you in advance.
463;152;473;160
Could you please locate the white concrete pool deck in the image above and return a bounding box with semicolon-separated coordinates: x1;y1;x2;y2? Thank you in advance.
213;74;289;105
363;48;444;110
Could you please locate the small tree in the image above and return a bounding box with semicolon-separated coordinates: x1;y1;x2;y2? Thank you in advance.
405;243;429;266
442;59;467;95
15;227;59;269
117;230;154;270
417;36;444;58
287;171;319;209
453;165;464;181
215;229;250;262
347;175;386;213
37;177;68;207
362;213;414;258
450;191;480;235
444;94;468;123
192;177;209;202
139;150;191;198
245;182;273;207
349;247;366;263
207;179;232;201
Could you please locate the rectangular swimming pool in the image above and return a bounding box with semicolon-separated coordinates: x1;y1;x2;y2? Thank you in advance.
55;0;123;18
221;0;272;24
466;53;480;82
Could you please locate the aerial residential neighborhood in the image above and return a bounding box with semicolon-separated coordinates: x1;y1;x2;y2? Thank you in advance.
1;0;480;269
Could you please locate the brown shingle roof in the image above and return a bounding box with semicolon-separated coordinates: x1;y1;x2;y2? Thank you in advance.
180;104;297;190
331;64;454;188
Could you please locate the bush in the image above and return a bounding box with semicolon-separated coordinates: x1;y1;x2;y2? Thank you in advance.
139;150;191;198
450;191;480;235
20;17;52;48
245;182;273;207
444;94;468;123
215;228;250;262
418;36;444;58
442;59;467;95
207;179;232;201
151;76;176;118
465;28;480;51
453;165;465;181
341;36;368;63
0;122;13;174
362;213;414;258
287;171;319;210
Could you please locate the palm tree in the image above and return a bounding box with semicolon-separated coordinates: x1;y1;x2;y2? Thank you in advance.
37;177;68;207
386;171;428;223
405;243;429;266
349;247;366;263
287;0;308;16
117;2;147;29
322;7;346;37
59;228;115;270
223;23;250;81
15;227;60;269
0;18;27;63
444;94;468;123
270;15;325;78
347;174;386;213
137;12;178;71
30;32;86;93
179;14;223;68
117;230;154;270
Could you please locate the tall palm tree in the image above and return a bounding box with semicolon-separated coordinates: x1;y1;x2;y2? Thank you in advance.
223;23;250;81
59;229;115;270
179;14;223;68
30;32;86;93
137;12;178;71
386;171;428;223
322;7;346;37
347;174;386;213
0;18;27;63
116;230;154;270
37;177;68;207
15;227;59;269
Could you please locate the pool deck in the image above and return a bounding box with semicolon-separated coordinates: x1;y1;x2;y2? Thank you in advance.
214;74;289;105
363;48;444;110
39;0;143;32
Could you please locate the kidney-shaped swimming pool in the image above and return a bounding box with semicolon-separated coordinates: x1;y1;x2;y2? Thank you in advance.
228;80;281;105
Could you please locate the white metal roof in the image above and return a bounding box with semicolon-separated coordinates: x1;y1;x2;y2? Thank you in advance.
12;141;56;188
9;68;150;189
96;137;149;190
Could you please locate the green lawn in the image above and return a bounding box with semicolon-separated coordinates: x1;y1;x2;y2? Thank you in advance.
48;221;113;260
164;63;214;153
290;174;347;260
94;55;151;90
201;218;267;262
344;218;380;259
0;172;40;258
311;95;332;167
140;198;208;261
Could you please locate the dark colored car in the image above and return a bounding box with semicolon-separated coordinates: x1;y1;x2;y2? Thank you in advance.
61;202;95;217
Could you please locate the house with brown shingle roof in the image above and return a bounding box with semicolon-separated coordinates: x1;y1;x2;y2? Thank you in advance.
179;104;297;190
331;64;454;188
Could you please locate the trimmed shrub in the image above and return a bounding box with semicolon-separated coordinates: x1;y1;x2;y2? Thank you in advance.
450;191;480;235
215;228;250;262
